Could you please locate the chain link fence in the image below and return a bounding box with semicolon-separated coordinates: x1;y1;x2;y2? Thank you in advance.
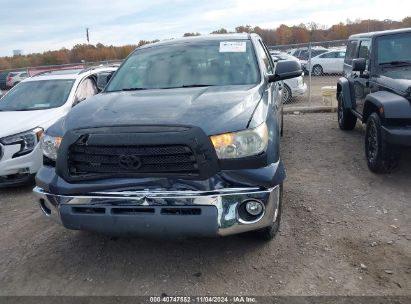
269;39;348;109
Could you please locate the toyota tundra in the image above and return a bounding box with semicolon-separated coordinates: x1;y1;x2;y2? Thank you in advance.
34;34;302;239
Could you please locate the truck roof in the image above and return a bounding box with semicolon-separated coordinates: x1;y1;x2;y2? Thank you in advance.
138;33;254;50
349;27;411;39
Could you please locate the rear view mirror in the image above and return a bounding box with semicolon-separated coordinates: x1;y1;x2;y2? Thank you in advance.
352;58;366;72
268;60;302;82
96;72;114;91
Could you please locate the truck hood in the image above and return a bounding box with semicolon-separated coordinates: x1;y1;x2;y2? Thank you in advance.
379;70;411;97
0;108;65;138
62;85;262;136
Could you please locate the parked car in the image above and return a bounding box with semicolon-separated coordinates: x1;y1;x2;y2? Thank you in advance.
306;50;346;75
289;46;328;60
337;28;411;173
6;71;28;88
0;71;10;90
0;66;117;187
0;89;3;98
299;48;329;61
299;48;329;72
270;51;307;103
34;34;302;239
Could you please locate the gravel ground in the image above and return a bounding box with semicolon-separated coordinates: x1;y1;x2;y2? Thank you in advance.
0;113;409;296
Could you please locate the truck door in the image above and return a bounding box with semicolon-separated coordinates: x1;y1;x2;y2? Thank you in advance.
353;39;371;114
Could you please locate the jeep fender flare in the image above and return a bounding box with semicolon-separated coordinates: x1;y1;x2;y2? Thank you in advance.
363;91;411;123
336;77;355;109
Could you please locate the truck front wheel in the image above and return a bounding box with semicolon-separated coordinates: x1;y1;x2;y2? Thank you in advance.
365;113;400;173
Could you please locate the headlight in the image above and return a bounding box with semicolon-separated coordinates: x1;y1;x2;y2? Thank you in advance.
0;127;43;156
41;134;62;160
210;123;268;159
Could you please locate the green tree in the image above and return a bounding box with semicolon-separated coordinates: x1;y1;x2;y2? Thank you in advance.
211;28;228;34
235;25;253;33
183;32;201;37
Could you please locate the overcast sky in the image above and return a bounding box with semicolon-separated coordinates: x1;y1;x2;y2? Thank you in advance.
0;0;410;56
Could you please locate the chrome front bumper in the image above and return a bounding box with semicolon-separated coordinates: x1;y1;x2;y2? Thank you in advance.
33;186;280;237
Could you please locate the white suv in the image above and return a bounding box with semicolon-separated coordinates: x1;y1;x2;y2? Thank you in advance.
0;66;117;187
270;51;307;103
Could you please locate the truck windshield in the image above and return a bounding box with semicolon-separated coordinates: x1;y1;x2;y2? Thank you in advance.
0;79;74;111
377;33;411;65
106;40;260;91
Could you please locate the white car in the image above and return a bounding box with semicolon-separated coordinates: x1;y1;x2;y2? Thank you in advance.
0;66;117;187
6;71;28;88
307;50;346;76
271;51;307;103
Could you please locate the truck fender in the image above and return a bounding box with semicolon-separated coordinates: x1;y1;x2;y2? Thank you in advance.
336;77;355;109
363;91;411;123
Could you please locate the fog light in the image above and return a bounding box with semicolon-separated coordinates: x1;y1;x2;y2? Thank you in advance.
245;200;264;216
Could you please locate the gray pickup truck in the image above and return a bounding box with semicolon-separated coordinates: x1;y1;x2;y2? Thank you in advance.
34;34;302;239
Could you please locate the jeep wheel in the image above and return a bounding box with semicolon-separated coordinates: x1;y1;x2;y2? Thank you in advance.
365;113;400;173
255;184;283;241
337;94;357;130
282;84;292;104
312;65;323;76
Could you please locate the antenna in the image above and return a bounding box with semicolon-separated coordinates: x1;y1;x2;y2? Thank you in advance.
86;28;90;43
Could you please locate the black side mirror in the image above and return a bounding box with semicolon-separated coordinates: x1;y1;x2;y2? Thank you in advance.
352;58;366;72
96;72;114;91
268;60;302;82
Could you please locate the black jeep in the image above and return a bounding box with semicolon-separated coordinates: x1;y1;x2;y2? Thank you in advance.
337;28;411;173
34;34;302;239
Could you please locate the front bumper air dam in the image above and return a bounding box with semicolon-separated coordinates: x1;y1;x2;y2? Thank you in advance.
33;185;280;237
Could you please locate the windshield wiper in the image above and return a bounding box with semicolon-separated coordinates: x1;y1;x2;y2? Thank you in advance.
108;85;215;92
162;84;215;89
379;60;411;66
106;87;148;92
121;87;148;91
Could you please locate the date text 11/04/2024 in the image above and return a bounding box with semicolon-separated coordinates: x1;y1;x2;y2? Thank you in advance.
149;296;257;303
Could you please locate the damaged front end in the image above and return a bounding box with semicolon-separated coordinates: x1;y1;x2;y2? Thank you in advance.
34;124;285;237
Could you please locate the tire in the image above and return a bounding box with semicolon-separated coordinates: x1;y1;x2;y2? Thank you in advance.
282;84;292;104
337;94;357;130
365;113;400;173
280;109;284;137
312;65;323;76
255;184;283;241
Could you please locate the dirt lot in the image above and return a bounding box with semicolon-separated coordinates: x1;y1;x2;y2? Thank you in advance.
0;113;409;296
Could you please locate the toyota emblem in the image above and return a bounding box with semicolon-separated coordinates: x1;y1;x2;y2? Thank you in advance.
118;155;142;170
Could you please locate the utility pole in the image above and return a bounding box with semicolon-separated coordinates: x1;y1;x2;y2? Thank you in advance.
86;28;90;44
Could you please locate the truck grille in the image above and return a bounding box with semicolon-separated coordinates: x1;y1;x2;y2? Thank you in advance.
68;144;199;178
